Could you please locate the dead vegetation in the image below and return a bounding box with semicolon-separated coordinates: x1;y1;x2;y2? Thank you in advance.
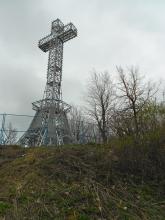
0;144;165;219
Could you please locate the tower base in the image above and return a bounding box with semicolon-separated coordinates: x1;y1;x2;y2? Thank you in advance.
19;101;72;146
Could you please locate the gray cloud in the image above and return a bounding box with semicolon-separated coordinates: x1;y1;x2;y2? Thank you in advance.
0;0;165;122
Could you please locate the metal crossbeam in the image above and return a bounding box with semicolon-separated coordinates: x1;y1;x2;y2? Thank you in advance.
39;20;77;52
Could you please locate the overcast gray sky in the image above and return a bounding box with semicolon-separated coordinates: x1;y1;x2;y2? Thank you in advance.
0;0;165;117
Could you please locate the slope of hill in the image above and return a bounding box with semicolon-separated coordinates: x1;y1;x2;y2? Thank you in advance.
0;145;165;220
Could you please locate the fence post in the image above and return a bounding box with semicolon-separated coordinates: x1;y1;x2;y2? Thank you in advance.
0;113;6;145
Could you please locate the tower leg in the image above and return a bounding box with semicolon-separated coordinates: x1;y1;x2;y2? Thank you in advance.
19;108;71;146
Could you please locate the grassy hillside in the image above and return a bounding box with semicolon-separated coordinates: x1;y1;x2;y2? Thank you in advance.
0;145;165;220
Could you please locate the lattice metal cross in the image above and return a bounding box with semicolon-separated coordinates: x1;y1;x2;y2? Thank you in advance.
37;18;77;103
19;19;77;146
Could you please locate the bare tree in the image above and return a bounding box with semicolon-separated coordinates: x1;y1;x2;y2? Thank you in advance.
68;105;100;144
110;109;133;137
116;67;158;136
5;122;17;145
68;105;85;143
85;71;115;143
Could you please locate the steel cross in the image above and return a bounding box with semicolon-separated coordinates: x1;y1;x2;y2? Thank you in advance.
38;19;77;102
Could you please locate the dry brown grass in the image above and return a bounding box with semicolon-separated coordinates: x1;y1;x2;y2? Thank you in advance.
0;145;164;219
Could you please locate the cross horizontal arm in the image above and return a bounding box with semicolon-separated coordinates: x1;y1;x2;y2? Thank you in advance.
58;23;77;43
38;22;77;52
38;34;55;52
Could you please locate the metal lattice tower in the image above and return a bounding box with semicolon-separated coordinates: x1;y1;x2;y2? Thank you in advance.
19;19;77;146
